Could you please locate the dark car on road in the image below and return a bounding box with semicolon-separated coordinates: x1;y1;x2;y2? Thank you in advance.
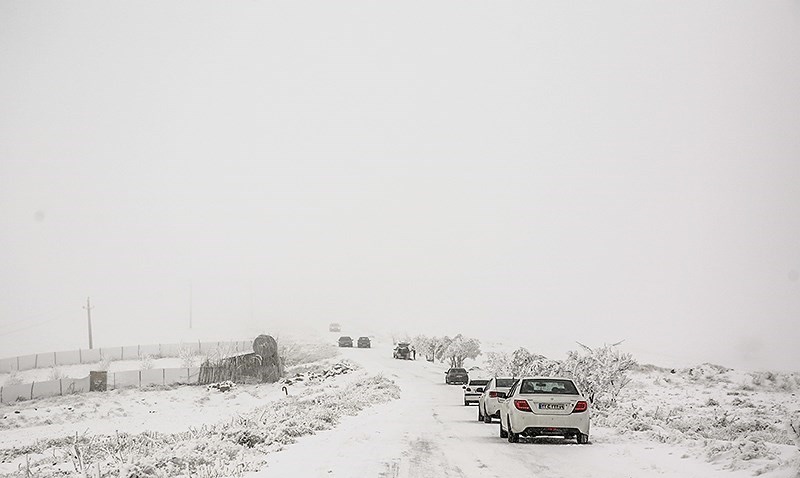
338;336;353;347
393;342;412;359
357;336;371;348
445;367;469;385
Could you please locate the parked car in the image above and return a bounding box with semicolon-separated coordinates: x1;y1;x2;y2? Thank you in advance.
357;336;371;348
444;367;468;385
477;377;517;423
329;323;341;332
338;336;353;347
498;377;590;444
463;378;490;406
393;342;412;359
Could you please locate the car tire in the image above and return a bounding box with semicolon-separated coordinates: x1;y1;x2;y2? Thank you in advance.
507;419;519;443
483;406;492;423
478;407;484;422
464;400;469;406
577;433;589;444
499;420;508;438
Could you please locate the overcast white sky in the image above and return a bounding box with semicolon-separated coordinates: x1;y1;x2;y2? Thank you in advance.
1;0;798;371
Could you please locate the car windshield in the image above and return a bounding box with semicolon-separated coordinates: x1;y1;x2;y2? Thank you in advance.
450;368;467;374
495;378;516;387
519;379;579;395
469;380;489;386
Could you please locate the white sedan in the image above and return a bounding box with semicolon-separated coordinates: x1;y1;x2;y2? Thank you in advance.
477;377;516;423
498;377;590;444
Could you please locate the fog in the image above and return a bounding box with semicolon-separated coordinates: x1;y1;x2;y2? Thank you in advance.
1;0;798;371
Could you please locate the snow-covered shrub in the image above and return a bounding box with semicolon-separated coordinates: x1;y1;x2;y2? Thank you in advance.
178;345;198;368
562;343;636;408
484;351;511;376
5;370;22;385
95;354;112;371
412;335;439;362
139;355;154;370
438;334;481;368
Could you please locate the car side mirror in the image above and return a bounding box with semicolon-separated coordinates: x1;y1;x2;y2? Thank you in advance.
462;385;466;389
496;392;507;399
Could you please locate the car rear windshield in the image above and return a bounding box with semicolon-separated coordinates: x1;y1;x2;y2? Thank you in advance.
519;379;578;395
495;378;516;387
469;380;489;386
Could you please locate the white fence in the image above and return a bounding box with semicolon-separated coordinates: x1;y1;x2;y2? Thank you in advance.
0;341;251;373
0;367;205;404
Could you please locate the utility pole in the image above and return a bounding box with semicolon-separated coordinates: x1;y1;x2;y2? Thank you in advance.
83;297;94;349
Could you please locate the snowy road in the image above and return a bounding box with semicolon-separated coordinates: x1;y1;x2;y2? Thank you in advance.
249;342;764;478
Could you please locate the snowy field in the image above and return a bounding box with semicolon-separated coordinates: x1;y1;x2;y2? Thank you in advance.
0;338;798;477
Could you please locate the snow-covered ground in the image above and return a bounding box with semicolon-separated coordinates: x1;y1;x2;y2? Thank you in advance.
1;337;798;477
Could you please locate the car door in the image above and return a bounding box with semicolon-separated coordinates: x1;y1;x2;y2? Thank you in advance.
499;379;519;425
479;378;494;409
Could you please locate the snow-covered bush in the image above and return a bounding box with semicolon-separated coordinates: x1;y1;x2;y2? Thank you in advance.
484;351;511;376
4;370;22;385
412;335;438;362
95;354;112;372
439;334;481;368
562;343;636;408
139;355;154;370
178;345;198;368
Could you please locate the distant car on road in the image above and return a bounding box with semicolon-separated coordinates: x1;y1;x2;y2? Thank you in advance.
393;342;412;359
498;377;590;444
338;336;353;347
357;336;371;348
478;377;517;422
463;378;490;406
329;323;341;332
444;367;468;385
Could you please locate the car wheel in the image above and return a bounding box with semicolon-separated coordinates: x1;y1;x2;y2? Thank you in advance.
478;406;484;421
507;419;519;443
483;406;492;423
464;400;469;406
577;433;589;444
499;420;508;438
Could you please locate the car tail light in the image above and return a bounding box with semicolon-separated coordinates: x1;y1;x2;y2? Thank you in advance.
489;391;498;398
514;400;532;412
572;400;588;413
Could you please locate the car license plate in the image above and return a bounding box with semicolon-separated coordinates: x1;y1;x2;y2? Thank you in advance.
538;403;565;410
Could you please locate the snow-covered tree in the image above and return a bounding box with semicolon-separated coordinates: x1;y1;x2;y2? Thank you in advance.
484;351;511;376
434;336;452;363
507;347;562;377
562;342;636;408
440;334;481;368
412;335;437;362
